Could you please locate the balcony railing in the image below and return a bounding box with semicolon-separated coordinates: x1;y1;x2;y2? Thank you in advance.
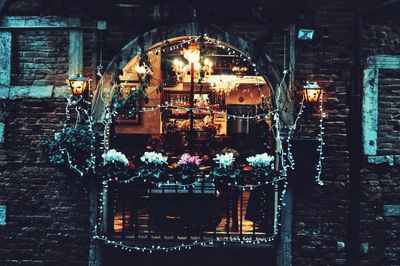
102;174;281;244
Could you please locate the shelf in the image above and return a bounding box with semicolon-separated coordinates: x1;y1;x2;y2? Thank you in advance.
170;111;213;116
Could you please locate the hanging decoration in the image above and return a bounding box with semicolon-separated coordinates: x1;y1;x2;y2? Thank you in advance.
44;97;99;176
172;41;213;82
209;75;240;95
111;53;154;118
231;59;249;78
43;33;328;255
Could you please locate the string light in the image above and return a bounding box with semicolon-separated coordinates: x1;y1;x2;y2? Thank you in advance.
93;234;276;253
113;172;286;190
112;104;276;120
315;89;324;185
88;35;327;253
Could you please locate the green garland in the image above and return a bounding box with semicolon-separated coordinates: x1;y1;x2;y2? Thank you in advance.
45;125;100;174
111;53;159;118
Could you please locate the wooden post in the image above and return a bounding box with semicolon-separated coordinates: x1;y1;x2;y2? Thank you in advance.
88;177;102;266
277;24;296;266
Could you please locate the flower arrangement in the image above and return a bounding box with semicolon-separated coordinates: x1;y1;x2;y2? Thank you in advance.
213;152;235;169
101;149;129;180
102;149;129;166
138;151;168;182
246;153;275;181
140;151;168;165
211;152;240;186
176;153;202;184
177;153;202;166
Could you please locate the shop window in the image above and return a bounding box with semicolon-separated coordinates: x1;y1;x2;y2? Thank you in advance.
102;37;282;245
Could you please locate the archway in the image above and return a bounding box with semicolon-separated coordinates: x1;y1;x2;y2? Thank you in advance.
91;22;283;123
95;23;289;265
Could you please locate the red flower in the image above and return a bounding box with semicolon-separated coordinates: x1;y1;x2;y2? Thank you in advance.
128;161;136;169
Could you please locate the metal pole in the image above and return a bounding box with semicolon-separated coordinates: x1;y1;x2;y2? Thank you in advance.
189;62;194;151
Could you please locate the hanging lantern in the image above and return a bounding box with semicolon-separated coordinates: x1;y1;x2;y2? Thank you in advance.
67;74;91;96
303;81;321;103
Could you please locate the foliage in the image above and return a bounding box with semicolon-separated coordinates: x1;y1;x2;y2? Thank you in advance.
211;152;240;186
137;152;169;182
45;125;99;174
99;149;130;181
246;153;275;182
111;53;157;118
176;153;202;184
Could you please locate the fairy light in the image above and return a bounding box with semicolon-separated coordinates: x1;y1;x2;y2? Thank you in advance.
94;235;276;253
47;32;327;257
315;89;324;185
111;104;275;120
53;34;327;254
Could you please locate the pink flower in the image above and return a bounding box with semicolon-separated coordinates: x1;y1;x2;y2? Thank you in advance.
178;153;202;166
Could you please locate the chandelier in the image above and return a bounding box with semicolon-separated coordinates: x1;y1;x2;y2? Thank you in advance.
172;42;213;82
133;60;152;80
231;59;248;78
209;75;239;95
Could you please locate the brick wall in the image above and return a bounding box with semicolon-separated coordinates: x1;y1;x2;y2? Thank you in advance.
358;12;400;266
11;30;69;87
1;0;400;265
0;99;89;266
291;1;356;265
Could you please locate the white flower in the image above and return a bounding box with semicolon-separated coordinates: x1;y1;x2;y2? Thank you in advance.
140;151;168;166
102;149;129;166
54;132;61;141
213;153;235;169
246;153;275;169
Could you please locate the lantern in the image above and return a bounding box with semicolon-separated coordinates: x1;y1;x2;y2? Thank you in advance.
303;81;321;103
67;74;91;96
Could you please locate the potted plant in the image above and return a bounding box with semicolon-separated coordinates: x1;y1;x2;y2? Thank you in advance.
211;152;240;188
101;149;129;181
137;151;168;183
246;153;275;183
176;153;202;185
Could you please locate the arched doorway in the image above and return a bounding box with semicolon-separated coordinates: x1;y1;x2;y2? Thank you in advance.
95;23;287;266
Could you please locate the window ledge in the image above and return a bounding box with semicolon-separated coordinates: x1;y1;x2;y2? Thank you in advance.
367;155;400;166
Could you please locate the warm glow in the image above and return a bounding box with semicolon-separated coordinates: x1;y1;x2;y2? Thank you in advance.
232;65;248;78
303;81;322;103
172;42;213;82
67;75;90;96
134;64;147;75
210;75;239;95
182;43;200;64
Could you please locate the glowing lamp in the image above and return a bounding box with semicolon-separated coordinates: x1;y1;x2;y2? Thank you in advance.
182;42;200;64
67;74;91;96
303;81;321;103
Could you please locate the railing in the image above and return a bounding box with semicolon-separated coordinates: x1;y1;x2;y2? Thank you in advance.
104;173;281;243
